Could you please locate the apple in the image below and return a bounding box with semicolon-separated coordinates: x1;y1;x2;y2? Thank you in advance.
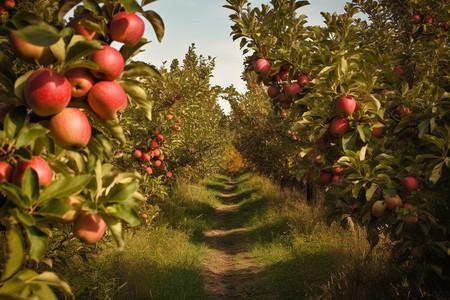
267;85;280;98
141;213;148;219
402;176;418;192
411;247;419;258
153;148;161;156
316;171;333;185
151;140;158;148
87;81;128;120
166;114;173;119
297;74;309;86
142;153;151;161
422;15;433;24
12;156;52;187
0;6;5;14
67;13;99;40
285;82;302;97
88;45;124;81
372;200;387;218
24;69;71;117
332;162;343;175
73;213;106;244
412;14;421;24
159;155;165;161
335;96;356;115
393;65;404;75
172;125;180;131
332;175;340;183
439;22;449;30
0;161;13;182
109;12;145;46
9;32;56;65
153;160;162;168
134;150;142;158
145;167;152;174
64;68;96;98
328;117;349;136
156;134;164;141
167;171;173;178
384;194;402;210
47;108;91;150
3;0;15;9
61;195;83;222
176;118;181;123
254;58;271;76
371;121;384;137
278;69;289;81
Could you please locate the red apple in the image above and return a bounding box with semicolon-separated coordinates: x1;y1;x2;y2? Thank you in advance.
153;160;162;168
422;15;433;24
167;171;173;178
151;140;158;148
156;134;164;141
254;58;271;76
0;161;13;182
166;114;173;119
286;82;302;97
9;32;56;65
332;162;343;175
411;247;419;258
88;45;124;81
297;74;309;86
439;22;449;30
335;96;356;115
24;69;71;117
87;81;128;120
384;194;402;210
393;65;404;75
153;148;161;156
332;175;340;183
141;213;148;219
371;121;384;137
278;69;289;81
73;213;106;244
145;167;152;174
412;14;421;24
67;13;100;40
0;6;5;14
316;171;333;185
402;176;418;192
109;12;145;46
372;200;387;218
12;156;52;187
267;85;280;98
176;118;181;123
64;68;96;98
47;108;91;150
3;0;15;9
134;150;142;158
328;117;349;136
142;153;151;161
172;125;180;131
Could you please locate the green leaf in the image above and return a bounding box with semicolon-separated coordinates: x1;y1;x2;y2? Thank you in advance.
49;35;66;63
82;0;102;16
25;226;49;262
120;80;153;120
11;25;60;47
356;124;366;142
22;168;39;203
143;10;165;42
0;181;31;209
294;1;310;10
382;187;396;198
122;62;163;80
38;174;93;204
1;225;25;281
4;106;27;140
14;71;33;103
36;198;71;218
142;0;158;6
10;208;35;227
13;148;32;161
429;161;443;184
365;183;378;201
58;0;83;23
65;39;103;65
420;134;445;151
342;131;357;151
119;0;144;13
111;205;140;226
102;214;124;249
16;123;49;148
120;38;150;63
26;271;73;297
100;182;138;205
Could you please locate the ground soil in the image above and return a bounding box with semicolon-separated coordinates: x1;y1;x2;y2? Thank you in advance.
202;179;266;299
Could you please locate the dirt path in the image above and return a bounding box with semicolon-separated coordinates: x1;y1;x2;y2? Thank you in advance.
202;179;264;299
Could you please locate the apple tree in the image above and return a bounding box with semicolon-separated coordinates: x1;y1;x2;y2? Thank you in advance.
0;0;165;298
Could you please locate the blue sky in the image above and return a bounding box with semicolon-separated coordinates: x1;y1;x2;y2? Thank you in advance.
133;0;350;111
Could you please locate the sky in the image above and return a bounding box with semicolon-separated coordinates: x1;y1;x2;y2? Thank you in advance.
133;0;351;113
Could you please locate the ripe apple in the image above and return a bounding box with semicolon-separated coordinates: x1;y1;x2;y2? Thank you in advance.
335;96;356;115
412;14;421;24
47;108;91;150
153;148;161;156
0;161;13;182
278;69;289;81
156;134;164;141
151;140;158;148
88;45;124;81
172;125;180;131
141;213;148;219
73;213;106;244
134;150;142;158
67;13;99;40
61;195;83;222
24;69;71;117
332;162;343;175
384;194;402;210
176;118;181;123
286;82;302;97
328;117;349;136
3;0;14;9
371;121;384;137
316;171;333;185
372;200;387;218
87;81;128;120
109;12;145;46
12;156;52;187
402;176;418;192
332;175;340;183
167;171;173;178
393;65;404;75
166;114;173;119
9;32;56;65
267;85;280;98
142;153;151;161
422;15;433;24
254;58;271;76
153;160;162;168
297;74;309;86
64;68;96;98
439;22;449;30
145;167;152;174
